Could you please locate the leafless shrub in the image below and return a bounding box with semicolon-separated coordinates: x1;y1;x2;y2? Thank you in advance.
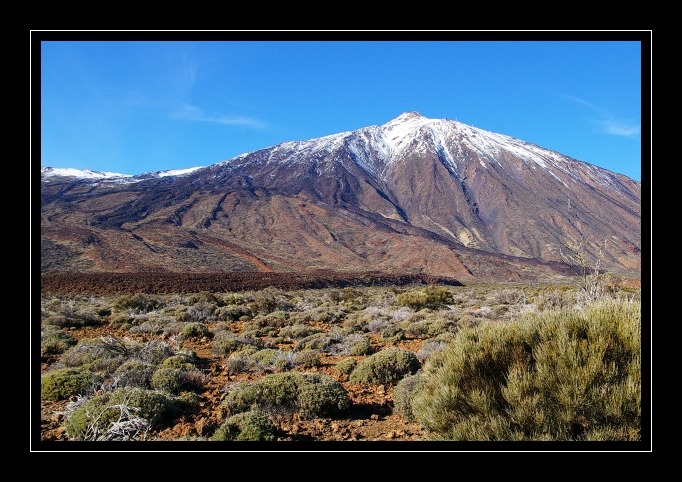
486;288;527;305
416;340;447;362
367;318;393;333
225;356;254;376
469;306;493;318
559;235;612;307
95;404;150;441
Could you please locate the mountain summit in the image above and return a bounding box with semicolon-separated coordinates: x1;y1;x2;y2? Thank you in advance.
41;113;641;280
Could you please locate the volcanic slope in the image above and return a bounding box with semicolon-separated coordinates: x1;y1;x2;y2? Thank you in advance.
41;112;641;281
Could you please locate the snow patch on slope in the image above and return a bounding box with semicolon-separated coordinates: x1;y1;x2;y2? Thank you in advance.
41;167;132;180
154;166;204;177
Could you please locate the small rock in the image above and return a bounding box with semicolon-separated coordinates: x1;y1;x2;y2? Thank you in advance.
370;414;380;421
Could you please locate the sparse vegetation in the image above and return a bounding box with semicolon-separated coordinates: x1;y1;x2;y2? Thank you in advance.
181;322;211;339
211;411;276;441
41;367;103;401
409;299;641;441
64;387;183;440
113;293;161;313
393;373;427;422
335;358;357;375
40;279;644;443
113;360;154;389
223;372;350;419
396;286;453;311
349;348;420;385
41;325;77;357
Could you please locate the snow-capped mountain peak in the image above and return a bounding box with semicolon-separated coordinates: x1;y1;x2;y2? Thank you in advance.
380;111;433;156
40;111;641;278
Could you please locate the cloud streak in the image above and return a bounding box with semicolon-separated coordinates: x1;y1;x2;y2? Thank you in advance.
172;104;267;129
563;94;640;139
596;119;641;137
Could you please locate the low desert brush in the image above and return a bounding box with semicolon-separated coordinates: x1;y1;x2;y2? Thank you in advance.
410;299;641;441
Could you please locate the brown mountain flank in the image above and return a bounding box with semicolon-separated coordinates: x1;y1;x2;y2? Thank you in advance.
41;113;640;282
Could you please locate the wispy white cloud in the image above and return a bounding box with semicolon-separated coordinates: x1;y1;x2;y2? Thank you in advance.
596;119;641;137
563;94;640;139
171;103;267;128
180;51;199;95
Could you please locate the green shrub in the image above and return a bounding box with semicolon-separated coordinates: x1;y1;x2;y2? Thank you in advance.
349;348;420;385
272;358;294;372
41;325;77;357
294;332;341;352
347;334;373;356
310;305;347;324
216;304;253;321
410;299;641;441
380;325;405;343
59;337;173;374
213;334;250;357
222;293;246;306
188;291;221;306
64;387;181;440
176;391;201;412
185;301;218;322
223;372;350;419
393;373;427;422
150;367;186;394
41;368;103;401
250;288;292;314
45;310;100;328
401;312;459;339
113;294;161;313
252;310;289;328
335;358;357;375
245;349;295;372
113;360;154;388
161;354;195;369
249;348;284;366
397;287;453;311
211;411;276;441
296;349;322;368
279;323;322;339
181;322;211;339
234;345;260;359
109;313;134;329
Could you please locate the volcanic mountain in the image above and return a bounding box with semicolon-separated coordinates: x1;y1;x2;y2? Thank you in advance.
40;112;641;282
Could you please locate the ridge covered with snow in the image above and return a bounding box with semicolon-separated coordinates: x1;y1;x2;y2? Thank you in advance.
254;112;583;174
41;112;626;189
41;165;206;182
41;167;132;180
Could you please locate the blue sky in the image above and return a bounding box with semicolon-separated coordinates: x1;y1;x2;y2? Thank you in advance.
39;35;646;181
